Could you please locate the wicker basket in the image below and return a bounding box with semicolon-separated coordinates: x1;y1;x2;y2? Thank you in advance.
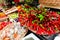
39;0;60;9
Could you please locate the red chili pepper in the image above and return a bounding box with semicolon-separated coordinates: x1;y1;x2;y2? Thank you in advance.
26;21;30;27
51;20;60;31
14;0;19;3
58;17;60;24
40;24;47;31
21;22;25;26
21;10;26;13
24;17;29;22
0;25;3;30
52;11;59;17
33;23;37;30
26;20;33;28
55;24;60;30
48;25;55;34
36;26;47;35
47;31;53;35
18;9;22;12
19;14;23;18
25;6;31;8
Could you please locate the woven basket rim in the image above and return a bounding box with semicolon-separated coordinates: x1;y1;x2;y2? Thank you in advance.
39;0;60;9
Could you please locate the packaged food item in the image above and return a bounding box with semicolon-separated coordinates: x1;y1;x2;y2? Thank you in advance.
0;12;8;22
8;12;18;20
0;21;28;40
0;12;6;18
5;6;18;14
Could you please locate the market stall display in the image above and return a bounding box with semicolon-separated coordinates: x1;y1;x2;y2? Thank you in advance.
0;0;60;40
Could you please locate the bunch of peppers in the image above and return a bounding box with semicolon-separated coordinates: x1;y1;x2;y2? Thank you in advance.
18;4;60;35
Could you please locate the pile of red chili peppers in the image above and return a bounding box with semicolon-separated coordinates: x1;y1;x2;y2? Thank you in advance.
18;4;60;35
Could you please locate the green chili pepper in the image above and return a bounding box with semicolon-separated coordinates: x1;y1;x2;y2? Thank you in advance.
42;12;47;16
25;0;33;3
38;14;44;21
32;20;37;24
40;24;44;28
30;7;34;10
57;12;60;14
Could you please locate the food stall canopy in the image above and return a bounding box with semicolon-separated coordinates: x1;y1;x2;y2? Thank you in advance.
39;0;60;9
